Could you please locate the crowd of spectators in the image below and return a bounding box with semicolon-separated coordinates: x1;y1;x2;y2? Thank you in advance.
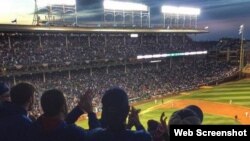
1;57;238;118
216;38;241;51
0;33;210;72
0;32;239;118
0;82;205;141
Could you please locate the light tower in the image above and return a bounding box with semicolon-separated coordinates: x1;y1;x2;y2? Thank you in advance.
239;24;245;78
103;0;150;27
32;0;39;25
34;0;77;26
161;5;200;29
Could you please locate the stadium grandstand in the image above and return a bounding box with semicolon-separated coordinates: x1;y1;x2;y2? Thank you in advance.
0;24;238;117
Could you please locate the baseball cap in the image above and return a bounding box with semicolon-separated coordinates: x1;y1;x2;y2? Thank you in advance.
168;105;203;125
185;105;203;122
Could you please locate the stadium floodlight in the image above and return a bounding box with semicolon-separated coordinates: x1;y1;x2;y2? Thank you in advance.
161;5;200;15
179;7;200;15
103;0;148;11
161;6;178;14
37;0;76;7
35;0;77;26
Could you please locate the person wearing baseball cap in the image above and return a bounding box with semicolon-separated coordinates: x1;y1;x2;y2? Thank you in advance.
185;105;203;123
168;105;203;125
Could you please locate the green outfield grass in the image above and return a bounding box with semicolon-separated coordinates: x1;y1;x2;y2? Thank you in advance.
179;79;250;107
77;79;250;128
76;107;239;129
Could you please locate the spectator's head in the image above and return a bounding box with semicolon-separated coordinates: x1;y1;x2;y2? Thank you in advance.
168;105;203;125
41;89;67;118
10;82;35;111
101;87;129;130
0;82;10;102
147;120;165;141
185;105;203;122
147;120;160;132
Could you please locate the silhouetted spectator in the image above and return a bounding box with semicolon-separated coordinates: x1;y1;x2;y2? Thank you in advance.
147;112;168;141
185;105;203;123
89;87;152;141
168;105;203;125
29;89;98;141
0;82;35;141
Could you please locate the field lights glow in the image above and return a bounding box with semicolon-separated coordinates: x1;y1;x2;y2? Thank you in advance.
137;51;207;60
161;6;200;15
37;0;76;7
130;34;139;38
103;0;148;11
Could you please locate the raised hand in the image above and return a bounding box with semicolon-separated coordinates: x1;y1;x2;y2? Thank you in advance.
127;106;143;130
160;112;168;132
78;89;95;113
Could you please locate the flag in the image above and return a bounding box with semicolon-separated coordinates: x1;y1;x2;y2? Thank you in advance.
11;19;17;23
239;24;244;35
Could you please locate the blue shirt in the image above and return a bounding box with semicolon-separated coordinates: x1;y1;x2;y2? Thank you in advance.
0;102;32;141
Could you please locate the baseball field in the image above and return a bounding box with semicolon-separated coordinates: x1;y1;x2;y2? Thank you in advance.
76;79;250;128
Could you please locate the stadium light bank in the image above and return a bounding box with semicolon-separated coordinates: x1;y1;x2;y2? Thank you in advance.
37;0;76;7
103;0;148;11
161;5;201;15
36;0;77;25
137;51;207;60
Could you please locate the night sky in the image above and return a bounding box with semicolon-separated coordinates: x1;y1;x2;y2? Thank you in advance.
0;0;250;40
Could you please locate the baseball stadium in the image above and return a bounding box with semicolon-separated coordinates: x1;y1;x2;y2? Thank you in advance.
1;0;250;141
